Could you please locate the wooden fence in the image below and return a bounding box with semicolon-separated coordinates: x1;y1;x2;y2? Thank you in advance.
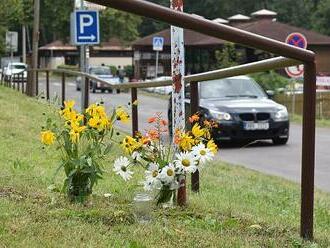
275;92;330;119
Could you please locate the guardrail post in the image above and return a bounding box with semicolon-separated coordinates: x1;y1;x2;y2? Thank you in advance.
61;72;66;106
22;72;26;94
190;81;200;192
12;75;15;89
46;71;50;100
300;62;316;240
131;87;138;136
0;71;3;85
84;77;89;109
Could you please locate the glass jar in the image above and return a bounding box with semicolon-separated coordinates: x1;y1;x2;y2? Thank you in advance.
133;192;153;223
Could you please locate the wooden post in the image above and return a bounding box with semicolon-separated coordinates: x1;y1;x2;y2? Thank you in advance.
36;71;39;96
131;87;138;136
61;72;66;106
170;0;186;207
46;71;50;100
300;62;316;240
190;81;200;192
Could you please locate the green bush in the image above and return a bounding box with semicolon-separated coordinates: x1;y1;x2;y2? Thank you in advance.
109;65;118;76
124;65;133;79
250;71;290;91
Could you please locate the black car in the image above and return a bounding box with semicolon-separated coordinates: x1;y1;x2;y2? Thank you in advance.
168;76;289;145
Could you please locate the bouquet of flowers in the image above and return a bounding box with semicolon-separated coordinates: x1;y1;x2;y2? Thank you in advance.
40;100;129;202
113;113;218;205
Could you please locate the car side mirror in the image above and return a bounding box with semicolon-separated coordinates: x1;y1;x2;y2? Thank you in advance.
266;90;275;98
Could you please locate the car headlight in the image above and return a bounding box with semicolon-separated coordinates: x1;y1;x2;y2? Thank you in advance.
274;107;289;122
209;109;232;121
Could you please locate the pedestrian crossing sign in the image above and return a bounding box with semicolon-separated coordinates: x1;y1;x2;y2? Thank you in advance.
153;37;164;51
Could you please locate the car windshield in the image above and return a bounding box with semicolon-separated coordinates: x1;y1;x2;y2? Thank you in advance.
90;67;111;75
10;64;26;70
200;78;266;99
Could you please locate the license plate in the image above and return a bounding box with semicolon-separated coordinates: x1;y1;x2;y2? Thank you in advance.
244;122;269;130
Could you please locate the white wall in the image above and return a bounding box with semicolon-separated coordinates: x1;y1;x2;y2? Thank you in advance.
88;57;132;67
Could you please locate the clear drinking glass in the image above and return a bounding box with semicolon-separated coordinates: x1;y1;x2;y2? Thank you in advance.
133;192;153;223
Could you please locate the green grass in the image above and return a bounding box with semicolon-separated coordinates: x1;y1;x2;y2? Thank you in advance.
291;114;330;128
0;85;330;247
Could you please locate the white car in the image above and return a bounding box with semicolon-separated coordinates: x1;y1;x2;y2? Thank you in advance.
76;66;121;93
3;62;28;82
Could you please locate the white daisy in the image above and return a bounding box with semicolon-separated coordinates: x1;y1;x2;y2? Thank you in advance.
192;143;214;165
144;163;161;191
132;151;142;163
113;156;133;181
159;164;176;185
174;151;198;174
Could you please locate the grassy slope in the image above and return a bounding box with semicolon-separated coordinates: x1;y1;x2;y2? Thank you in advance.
0;86;329;248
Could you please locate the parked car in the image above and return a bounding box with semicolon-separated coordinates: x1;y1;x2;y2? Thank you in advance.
3;62;27;82
168;76;289;145
76;66;121;93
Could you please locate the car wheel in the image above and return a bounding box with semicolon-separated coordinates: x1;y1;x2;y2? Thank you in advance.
101;89;106;93
76;87;81;91
116;89;120;94
272;137;289;145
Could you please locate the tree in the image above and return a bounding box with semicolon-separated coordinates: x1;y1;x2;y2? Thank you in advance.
312;0;330;35
100;9;142;42
215;42;242;69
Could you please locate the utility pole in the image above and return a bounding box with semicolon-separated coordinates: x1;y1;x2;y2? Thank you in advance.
28;0;40;96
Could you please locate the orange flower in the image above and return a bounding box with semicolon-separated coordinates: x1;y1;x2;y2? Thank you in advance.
203;120;211;127
189;114;200;123
148;117;157;123
147;129;160;140
160;119;168;126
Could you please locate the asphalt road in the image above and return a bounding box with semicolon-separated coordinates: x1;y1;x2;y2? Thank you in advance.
38;78;330;192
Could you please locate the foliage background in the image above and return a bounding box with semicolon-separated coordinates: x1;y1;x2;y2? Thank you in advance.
0;0;329;57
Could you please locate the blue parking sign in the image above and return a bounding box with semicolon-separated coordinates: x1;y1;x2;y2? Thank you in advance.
71;10;100;45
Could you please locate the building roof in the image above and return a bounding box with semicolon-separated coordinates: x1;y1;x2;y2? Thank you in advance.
39;40;76;51
251;9;277;17
39;38;132;51
133;18;330;47
228;14;251;21
132;28;225;47
213;18;229;24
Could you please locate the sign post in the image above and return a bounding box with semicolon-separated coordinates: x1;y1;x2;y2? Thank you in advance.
6;31;18;85
153;36;164;78
71;7;100;110
285;33;307;115
170;0;186;207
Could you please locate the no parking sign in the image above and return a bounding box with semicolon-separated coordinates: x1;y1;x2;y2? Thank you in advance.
285;33;307;78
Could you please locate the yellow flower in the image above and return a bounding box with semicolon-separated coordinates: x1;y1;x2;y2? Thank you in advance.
116;107;130;123
69;129;80;144
88;117;100;129
178;133;195;151
86;104;97;116
41;130;56;145
207;139;218;155
132;100;138;106
192;123;205;138
121;136;142;154
71;122;86;133
64;100;75;109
